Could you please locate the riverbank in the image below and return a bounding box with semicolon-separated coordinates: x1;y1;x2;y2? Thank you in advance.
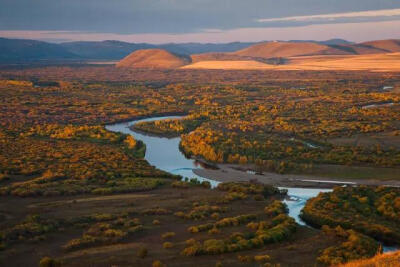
109;114;400;189
104;111;187;126
193;163;400;189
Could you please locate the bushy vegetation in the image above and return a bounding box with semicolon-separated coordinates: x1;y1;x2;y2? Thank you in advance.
175;203;227;220
339;251;400;267
133;114;208;136
264;200;288;216
172;179;211;189
1;66;400;266
64;216;144;251
217;182;286;197
0;215;59;247
317;225;380;266
182;200;296;256
2;72;399;179
182;214;296;256
188;214;257;233
0;124;174;197
301;186;400;244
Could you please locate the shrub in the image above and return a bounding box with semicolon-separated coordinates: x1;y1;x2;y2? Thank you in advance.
64;235;99;251
301;186;400;244
247;222;259;230
181;240;202;256
162;232;176;239
254;254;271;262
317;226;380;265
163;242;174;249
203;239;226;254
208;227;221;235
264;200;288;216
189;214;256;233
179;205;227;220
185;238;196;245
188;225;199;233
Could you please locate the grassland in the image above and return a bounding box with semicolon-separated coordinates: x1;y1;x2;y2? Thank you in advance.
0;181;382;267
0;66;399;266
182;53;400;72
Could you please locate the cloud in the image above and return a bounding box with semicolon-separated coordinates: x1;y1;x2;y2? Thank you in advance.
257;8;400;23
1;20;400;44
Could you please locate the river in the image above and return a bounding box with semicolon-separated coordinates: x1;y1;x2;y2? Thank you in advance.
106;115;397;252
106;116;219;187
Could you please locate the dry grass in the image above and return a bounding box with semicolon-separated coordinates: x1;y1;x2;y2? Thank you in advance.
289;53;400;72
338;252;400;267
181;60;275;70
117;49;190;69
232;41;348;58
182;53;400;72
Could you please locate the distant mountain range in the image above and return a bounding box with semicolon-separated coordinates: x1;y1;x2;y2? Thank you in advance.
117;39;400;69
0;38;78;62
0;37;354;63
1;37;399;64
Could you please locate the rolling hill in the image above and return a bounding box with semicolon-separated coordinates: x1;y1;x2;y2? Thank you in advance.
116;49;191;68
360;39;400;53
232;41;351;58
0;38;79;62
1;37;399;67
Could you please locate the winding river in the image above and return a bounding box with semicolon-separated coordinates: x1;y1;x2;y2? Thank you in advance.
106;116;397;252
106;116;219;187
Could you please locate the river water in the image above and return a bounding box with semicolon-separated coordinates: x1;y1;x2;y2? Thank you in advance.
106;116;219;187
106;116;397;252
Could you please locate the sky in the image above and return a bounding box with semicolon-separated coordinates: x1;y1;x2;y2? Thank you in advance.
1;0;400;43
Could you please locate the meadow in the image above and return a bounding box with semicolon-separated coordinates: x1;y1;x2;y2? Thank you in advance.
0;66;399;266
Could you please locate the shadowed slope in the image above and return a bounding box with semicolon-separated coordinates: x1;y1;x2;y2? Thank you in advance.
361;39;400;53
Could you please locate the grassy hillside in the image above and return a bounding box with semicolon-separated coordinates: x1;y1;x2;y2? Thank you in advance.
117;49;191;69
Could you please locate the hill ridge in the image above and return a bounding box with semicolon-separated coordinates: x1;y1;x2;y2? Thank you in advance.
116;48;191;69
